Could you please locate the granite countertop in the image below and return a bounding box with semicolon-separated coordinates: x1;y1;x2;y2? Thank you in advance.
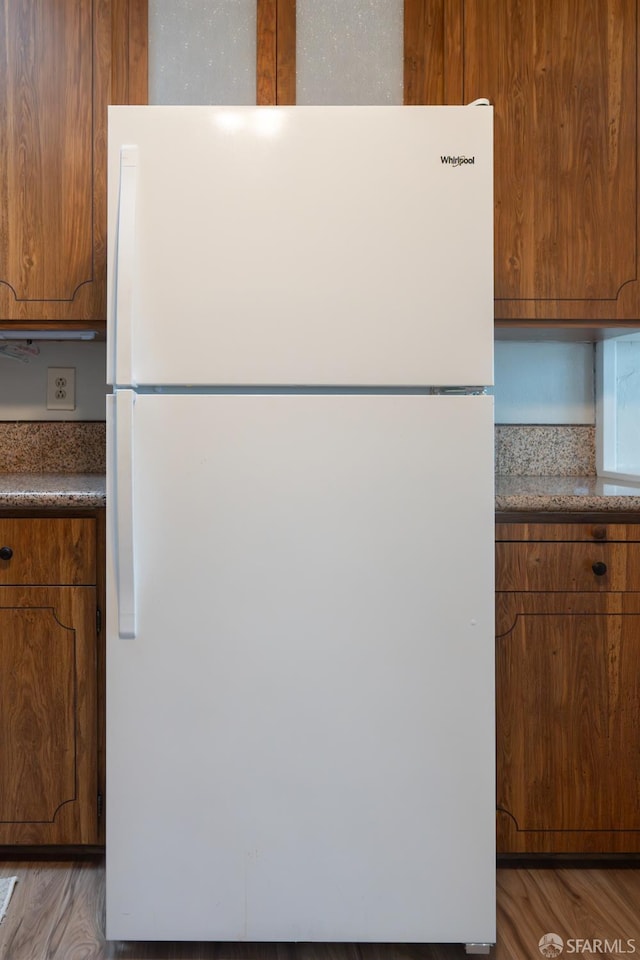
0;473;106;509
495;475;640;512
1;472;639;513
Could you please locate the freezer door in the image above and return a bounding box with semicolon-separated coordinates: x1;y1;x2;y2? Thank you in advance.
106;391;495;943
107;105;493;388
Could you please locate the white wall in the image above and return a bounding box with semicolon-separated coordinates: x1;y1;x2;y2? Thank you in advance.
0;339;596;424
494;341;595;424
0;341;107;421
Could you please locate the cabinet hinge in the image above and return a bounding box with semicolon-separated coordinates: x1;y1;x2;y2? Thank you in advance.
98;793;103;819
96;607;102;634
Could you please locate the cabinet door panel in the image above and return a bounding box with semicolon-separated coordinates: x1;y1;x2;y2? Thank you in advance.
0;1;101;322
0;607;76;822
0;0;147;327
497;600;640;838
464;0;638;319
406;0;640;323
0;2;92;303
0;587;98;845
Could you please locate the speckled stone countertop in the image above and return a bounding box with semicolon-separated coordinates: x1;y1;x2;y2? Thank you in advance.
495;475;640;512
0;422;638;513
0;474;106;508
0;422;105;508
2;473;638;513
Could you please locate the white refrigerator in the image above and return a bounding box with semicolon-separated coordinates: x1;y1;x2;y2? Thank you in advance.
106;105;495;947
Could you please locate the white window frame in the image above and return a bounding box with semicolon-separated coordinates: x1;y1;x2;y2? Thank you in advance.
596;334;640;482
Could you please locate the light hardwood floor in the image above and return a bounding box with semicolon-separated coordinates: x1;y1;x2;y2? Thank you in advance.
0;860;639;960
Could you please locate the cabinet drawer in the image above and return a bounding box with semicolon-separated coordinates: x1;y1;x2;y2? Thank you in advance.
495;522;640;543
496;541;640;592
0;519;95;585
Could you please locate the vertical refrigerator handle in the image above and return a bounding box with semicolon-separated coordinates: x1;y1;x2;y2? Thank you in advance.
111;145;138;387
113;390;137;639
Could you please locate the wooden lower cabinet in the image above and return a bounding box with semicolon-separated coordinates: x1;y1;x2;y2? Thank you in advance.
496;521;640;854
0;516;101;845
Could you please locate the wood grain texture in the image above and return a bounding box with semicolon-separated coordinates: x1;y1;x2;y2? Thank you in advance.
0;607;75;823
496;591;640;853
0;587;98;845
405;0;640;323
95;509;106;846
1;860;640;959
276;0;296;105
463;0;639;321
404;0;446;103
0;1;94;306
0;519;96;586
496;541;640;592
257;0;277;105
496;523;640;543
257;0;296;105
111;0;148;106
0;0;147;327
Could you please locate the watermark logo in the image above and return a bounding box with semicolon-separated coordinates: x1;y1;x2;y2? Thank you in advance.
539;934;564;957
538;934;636;956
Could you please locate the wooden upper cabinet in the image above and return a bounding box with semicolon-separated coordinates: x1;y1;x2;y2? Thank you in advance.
257;0;296;105
405;0;640;325
0;0;147;332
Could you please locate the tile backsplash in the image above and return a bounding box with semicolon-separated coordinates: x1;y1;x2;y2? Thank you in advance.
0;422;105;473
495;424;595;476
0;421;594;477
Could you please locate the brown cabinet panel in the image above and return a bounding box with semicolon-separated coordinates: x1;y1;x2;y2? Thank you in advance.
496;522;640;543
0;587;98;845
0;1;105;323
496;591;640;853
0;2;93;303
496;541;640;592
465;0;638;320
0;0;147;329
0;519;96;586
405;0;640;325
496;516;640;856
0;513;101;846
497;596;640;830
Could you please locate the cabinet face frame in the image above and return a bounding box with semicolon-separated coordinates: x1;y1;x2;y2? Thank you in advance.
257;0;296;104
0;509;104;848
496;520;640;855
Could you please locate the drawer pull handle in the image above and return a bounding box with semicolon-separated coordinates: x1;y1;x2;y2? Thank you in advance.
0;546;13;561
592;561;607;577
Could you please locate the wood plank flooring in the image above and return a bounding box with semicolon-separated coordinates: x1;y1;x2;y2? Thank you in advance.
0;860;639;960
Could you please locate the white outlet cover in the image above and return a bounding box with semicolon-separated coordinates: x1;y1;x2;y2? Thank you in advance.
46;366;76;411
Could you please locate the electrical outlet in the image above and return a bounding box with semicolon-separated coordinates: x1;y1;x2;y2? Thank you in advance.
47;367;76;411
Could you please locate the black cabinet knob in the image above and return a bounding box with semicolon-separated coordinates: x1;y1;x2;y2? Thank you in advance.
0;546;13;561
592;561;607;577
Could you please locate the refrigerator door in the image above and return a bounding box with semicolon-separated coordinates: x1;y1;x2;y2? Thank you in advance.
106;390;495;943
107;105;493;389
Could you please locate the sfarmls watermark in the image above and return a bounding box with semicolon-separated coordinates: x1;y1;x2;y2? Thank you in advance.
539;934;636;957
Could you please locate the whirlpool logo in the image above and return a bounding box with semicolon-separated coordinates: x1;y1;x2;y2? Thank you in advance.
441;155;475;166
